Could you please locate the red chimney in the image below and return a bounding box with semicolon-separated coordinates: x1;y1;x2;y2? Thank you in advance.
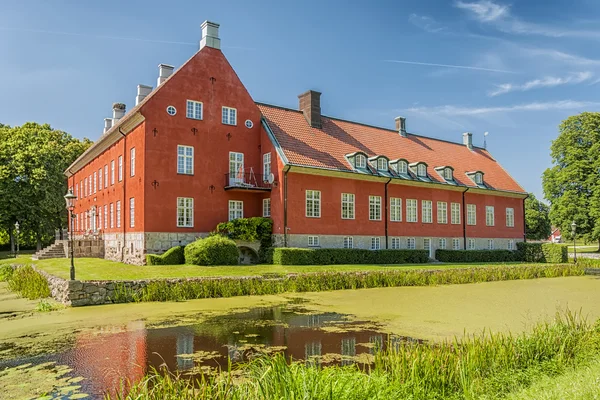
298;90;322;129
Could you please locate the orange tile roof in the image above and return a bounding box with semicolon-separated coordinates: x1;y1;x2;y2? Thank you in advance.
257;103;526;194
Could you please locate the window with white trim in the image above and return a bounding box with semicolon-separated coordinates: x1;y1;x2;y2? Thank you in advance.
84;178;87;197
468;238;476;250
444;168;453;180
398;161;408;174
391;237;401;249
437;201;448;224
506;208;515;227
129;198;135;228
98;207;102;230
406;199;418;222
177;197;194;227
118;156;123;182
104;205;107;230
104;165;108;188
98;168;102;191
353;154;365;169
88;175;92;194
263;153;271;177
263;198;271;217
341;193;355;219
110;160;115;185
228;200;243;221
74;182;78;198
417;164;427;177
222;106;237;125
306;190;321;218
407;238;416;250
177;145;194;175
390;198;402;222
371;237;381;250
467;204;476;225
369;196;382;221
452;238;461;250
110;203;114;228
475;172;483;184
439;238;447;249
487;239;494;250
343;236;353;249
486;206;495;226
451;203;461;225
186;100;203;120
308;236;319;247
377;158;388;171
422;200;433;223
116;201;121;228
508;239;514;250
130;147;136;177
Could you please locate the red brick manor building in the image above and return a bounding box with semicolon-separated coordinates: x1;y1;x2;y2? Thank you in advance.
65;21;527;264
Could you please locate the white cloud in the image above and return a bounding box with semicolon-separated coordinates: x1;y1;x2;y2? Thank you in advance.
383;59;515;73
405;100;600;116
527;48;600;66
408;14;446;33
488;72;593;96
455;0;509;22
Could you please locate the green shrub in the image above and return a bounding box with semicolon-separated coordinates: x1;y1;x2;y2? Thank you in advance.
146;246;185;265
184;235;239;266
436;249;520;263
575;258;600;268
7;265;50;299
216;217;274;263
0;265;13;282
517;242;568;263
272;248;429;265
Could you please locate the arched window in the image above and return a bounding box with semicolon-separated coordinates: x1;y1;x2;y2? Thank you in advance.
444;168;453;180
355;154;366;168
398;161;408;174
475;172;483;184
377;158;388;171
417;164;427;177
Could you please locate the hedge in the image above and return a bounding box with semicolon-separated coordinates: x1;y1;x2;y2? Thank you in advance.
272;248;429;265
436;249;520;263
146;246;185;266
517;242;568;263
184;235;239;266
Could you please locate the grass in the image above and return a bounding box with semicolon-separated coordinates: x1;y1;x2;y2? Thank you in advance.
108;312;600;400
568;245;600;253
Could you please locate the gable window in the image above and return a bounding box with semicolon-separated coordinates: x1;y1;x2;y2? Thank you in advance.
468;238;476;250
369;196;382;221
406;199;418;223
391;237;401;249
377;158;388;171
263;153;271;177
343;237;353;249
130;148;136;177
177;145;194;175
439;238;447;250
263;198;271;217
104;165;108;188
222;106;237;125
407;237;416;250
306;190;321;218
452;238;461;250
186;100;203;120
506;208;515;227
228;200;243;221
486;206;495;226
308;236;319;247
118;156;123;182
355;154;366;169
444;168;453;180
398;161;408;174
177;197;194;227
437;201;448;224
390;198;402;222
371;237;381;250
422;200;432;223
417;164;427;177
129;198;135;228
110;160;115;185
467;204;476;226
451;203;461;225
341;193;355;219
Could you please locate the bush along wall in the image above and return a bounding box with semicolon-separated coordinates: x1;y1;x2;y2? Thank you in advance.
517;242;568;263
216;217;273;263
436;249;520;263
185;235;239;266
272;248;429;265
146;246;185;266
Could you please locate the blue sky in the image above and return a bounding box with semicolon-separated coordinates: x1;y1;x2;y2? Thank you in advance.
2;0;600;200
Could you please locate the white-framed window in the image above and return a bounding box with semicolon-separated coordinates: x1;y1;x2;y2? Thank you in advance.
88;175;92;194
398;161;408;174
116;201;121;228
110;160;115;185
407;237;416;250
371;237;381;250
263;198;271;217
451;203;461;225
263;153;271;177
439;238;446;249
369;196;382;221
130;147;136;177
308;236;319;247
74;182;78;198
222;106;237;125
467;204;476;225
228;200;243;221
177;197;194;227
422;200;433;223
444;168;453;180
468;238;476;250
475;172;483;184
98;207;102;230
417;164;427;177
104;165;108;188
486;206;495;226
306;190;321;218
452;238;461;250
391;237;401;249
377;158;388;171
390;198;402;222
104;204;107;230
177;145;194;175
487;239;494;250
166;105;177;116
355;154;366;168
110;203;114;228
506;208;515;227
406;199;418;222
186;100;203;120
98;169;102;191
118;156;123;182
83;178;87;197
341;193;355;220
508;239;514;250
129;197;135;228
343;237;353;249
437;201;448;224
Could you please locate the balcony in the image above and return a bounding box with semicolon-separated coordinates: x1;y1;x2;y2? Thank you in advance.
224;172;272;192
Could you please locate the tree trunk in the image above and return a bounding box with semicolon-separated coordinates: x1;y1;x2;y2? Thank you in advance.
597;238;600;253
36;231;42;251
8;227;14;254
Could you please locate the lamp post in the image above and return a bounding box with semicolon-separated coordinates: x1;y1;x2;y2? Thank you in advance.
64;189;77;281
571;220;577;264
14;221;19;258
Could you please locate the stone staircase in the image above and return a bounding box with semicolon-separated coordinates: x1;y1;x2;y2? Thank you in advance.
32;241;67;260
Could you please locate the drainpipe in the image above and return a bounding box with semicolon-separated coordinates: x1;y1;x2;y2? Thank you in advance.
119;127;127;261
462;187;470;250
283;165;291;247
384;177;392;249
522;194;529;243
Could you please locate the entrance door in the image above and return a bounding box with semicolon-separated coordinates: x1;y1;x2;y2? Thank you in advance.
229;152;244;186
423;238;432;258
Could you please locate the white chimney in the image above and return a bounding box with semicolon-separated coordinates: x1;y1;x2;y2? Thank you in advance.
157;64;174;86
112;103;126;124
463;132;473;150
395;116;407;137
200;20;221;50
136;84;152;105
103;118;113;134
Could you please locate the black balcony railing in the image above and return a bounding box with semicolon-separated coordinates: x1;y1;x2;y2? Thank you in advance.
224;172;272;191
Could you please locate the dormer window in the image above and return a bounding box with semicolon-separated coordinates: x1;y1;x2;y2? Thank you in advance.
475;172;483;184
398;161;408;174
444;168;453;180
417;164;427;177
377;158;388;171
355;154;366;169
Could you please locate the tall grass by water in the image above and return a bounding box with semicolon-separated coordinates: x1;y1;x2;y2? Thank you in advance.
108;312;600;400
113;264;583;303
6;265;50;299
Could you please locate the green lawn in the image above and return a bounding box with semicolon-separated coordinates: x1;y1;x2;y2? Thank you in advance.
2;256;553;281
567;245;600;253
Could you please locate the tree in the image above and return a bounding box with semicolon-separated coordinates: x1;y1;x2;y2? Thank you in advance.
543;112;600;251
0;123;91;251
524;193;552;241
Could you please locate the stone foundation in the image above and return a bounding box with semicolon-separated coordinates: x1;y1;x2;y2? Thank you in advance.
63;239;105;258
144;232;208;254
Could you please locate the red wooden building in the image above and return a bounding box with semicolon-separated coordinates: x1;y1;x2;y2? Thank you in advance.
65;21;527;264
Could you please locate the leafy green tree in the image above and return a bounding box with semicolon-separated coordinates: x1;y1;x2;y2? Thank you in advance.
524;194;552;241
543;112;600;251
